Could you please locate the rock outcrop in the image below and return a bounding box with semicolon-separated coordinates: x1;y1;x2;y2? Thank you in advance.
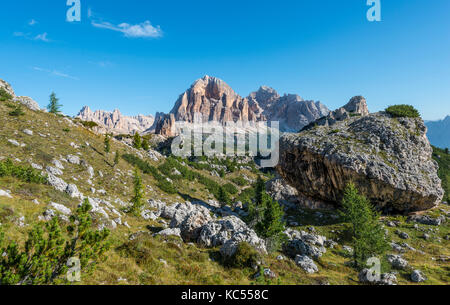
248;86;330;132
301;96;369;131
76;106;154;135
277;108;444;213
1;78;40;111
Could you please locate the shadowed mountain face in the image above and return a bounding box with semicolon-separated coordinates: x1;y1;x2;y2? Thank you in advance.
426;116;450;149
155;76;330;136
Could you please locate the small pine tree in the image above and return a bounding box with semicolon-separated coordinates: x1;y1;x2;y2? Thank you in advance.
445;148;449;155
255;175;265;206
0;199;110;285
340;183;389;269
114;151;120;166
218;187;231;206
132;133;142;149
104;134;111;153
142;137;150;151
8;105;25;117
130;167;144;215
47;92;62;114
247;177;285;253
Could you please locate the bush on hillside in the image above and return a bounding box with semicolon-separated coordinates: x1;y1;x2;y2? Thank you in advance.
0;88;12;101
0;159;47;184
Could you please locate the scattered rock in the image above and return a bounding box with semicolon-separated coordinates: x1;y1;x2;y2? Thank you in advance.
408;215;446;226
387;254;409;270
411;270;427;283
155;228;182;238
49;202;72;215
0;190;12;198
23;129;33;136
295;255;318;274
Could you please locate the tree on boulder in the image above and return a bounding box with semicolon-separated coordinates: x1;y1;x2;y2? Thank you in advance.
340;183;389;269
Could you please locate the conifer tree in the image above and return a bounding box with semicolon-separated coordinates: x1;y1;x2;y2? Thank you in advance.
130;167;144;215
218;187;231;206
114;151;120;166
104;134;111;153
47;92;62;114
132;133;142;149
340;183;389;269
142;137;150;151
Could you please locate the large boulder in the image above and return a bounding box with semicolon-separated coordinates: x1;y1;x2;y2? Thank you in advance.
277;111;444;213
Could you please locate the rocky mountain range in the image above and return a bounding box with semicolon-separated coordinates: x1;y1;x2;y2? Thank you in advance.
76;106;155;135
425;116;450;149
155;76;330;136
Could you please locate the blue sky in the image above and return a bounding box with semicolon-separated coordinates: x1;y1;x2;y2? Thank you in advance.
0;0;449;120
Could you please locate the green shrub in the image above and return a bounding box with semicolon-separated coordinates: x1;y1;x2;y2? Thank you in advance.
132;133;142;149
80;121;98;129
122;154;177;194
222;183;238;195
8;106;25;117
385;105;420;118
0;88;12;101
217;187;231;205
231;176;248;187
228;242;260;268
62;128;70;133
0;199;111;285
0;159;47;184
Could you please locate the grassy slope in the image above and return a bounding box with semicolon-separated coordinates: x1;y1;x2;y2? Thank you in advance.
0;100;448;285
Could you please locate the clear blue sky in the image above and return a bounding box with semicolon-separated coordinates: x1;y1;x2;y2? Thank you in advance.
0;0;449;120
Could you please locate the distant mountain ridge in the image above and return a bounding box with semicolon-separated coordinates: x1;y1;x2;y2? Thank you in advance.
76;106;154;135
426;116;450;149
155;76;330;136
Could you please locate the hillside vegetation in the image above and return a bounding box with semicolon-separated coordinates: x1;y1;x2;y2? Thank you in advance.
0;97;448;285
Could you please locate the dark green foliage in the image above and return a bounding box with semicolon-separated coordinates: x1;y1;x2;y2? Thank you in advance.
8;105;25;117
104;134;111;153
385;105;420;118
255;176;265;206
432;146;450;203
122;154;177;194
132;133;142;149
217;187;231;205
445;148;449;155
339;183;389;270
130;168;145;216
0;88;12;101
227;242;260;268
62;128;70;133
0;159;47;184
47;92;62;114
246;176;285;253
0;199;110;285
80;121;98;129
114;151;120;166
231;176;249;187
142;138;150;151
222;183;238;195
